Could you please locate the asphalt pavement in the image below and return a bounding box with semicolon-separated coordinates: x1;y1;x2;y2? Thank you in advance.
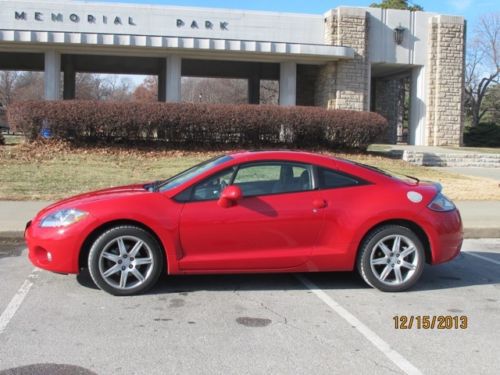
0;239;499;375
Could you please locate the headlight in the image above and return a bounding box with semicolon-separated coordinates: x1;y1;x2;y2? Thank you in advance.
39;209;88;228
428;193;455;212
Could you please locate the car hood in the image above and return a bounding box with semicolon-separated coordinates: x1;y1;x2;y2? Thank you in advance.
36;183;149;219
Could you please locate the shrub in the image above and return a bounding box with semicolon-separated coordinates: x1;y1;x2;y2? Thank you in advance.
464;122;500;147
7;101;387;150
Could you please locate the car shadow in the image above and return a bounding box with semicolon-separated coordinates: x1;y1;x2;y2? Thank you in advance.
75;251;500;294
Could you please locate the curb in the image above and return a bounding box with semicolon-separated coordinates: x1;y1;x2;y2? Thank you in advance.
1;228;499;242
463;228;500;239
0;231;25;241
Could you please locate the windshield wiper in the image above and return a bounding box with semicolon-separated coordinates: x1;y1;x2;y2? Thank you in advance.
147;180;163;192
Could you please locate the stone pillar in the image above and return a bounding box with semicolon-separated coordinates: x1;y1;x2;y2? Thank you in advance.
409;66;426;145
322;8;370;111
425;15;465;146
63;56;76;100
161;55;181;103
248;75;260;104
44;50;61;100
279;61;296;106
314;63;337;108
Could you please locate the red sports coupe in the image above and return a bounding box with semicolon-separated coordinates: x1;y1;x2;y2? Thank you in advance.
25;151;463;295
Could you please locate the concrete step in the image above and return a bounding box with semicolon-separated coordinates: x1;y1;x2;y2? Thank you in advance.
402;150;500;167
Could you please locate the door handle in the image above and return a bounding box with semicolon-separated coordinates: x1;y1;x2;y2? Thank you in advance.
312;199;327;209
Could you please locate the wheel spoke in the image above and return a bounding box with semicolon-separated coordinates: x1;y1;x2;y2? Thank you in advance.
131;268;145;282
129;240;144;258
102;252;120;263
134;257;152;266
379;265;392;281
103;264;121;278
372;257;388;266
117;238;127;256
394;267;403;283
400;260;416;270
378;242;392;257
119;270;129;288
400;246;416;259
392;235;401;253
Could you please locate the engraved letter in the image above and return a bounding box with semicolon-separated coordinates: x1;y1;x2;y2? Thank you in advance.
51;13;63;22
15;11;27;20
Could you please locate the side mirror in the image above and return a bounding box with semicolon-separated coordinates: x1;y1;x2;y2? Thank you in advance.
218;185;242;208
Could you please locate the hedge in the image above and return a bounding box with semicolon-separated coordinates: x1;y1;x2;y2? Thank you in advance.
464;122;500;147
7;101;387;150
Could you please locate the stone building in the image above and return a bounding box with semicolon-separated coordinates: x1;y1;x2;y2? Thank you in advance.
0;0;466;145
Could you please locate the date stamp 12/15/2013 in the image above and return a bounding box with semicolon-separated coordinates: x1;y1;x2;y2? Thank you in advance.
393;315;468;330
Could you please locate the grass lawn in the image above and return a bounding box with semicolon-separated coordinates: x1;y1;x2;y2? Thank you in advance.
1;140;499;201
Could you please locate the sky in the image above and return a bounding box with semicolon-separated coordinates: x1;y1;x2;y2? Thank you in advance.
92;0;500;32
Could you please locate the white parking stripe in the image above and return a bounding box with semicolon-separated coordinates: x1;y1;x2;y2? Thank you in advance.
462;251;500;266
0;269;38;335
297;275;423;375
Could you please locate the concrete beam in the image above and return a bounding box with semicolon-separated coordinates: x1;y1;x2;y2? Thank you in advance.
63;56;76;100
44;50;61;100
248;76;260;104
409;66;426;146
166;56;182;103
279;61;297;106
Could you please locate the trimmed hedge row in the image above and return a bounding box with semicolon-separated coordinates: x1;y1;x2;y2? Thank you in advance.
7;101;387;150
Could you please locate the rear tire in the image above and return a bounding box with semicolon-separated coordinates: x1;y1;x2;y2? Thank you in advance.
357;225;425;292
88;226;163;296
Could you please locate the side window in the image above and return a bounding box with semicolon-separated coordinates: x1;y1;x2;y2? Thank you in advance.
191;168;235;201
233;163;313;197
318;167;361;189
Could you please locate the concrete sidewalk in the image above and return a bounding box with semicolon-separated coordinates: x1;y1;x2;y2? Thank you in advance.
0;200;498;239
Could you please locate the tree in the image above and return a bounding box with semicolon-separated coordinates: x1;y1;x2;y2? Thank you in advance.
481;84;500;125
133;76;158;102
465;13;500;127
0;71;20;106
370;0;423;11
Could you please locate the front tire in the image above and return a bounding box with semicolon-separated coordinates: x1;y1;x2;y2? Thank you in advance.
357;225;425;292
88;226;163;296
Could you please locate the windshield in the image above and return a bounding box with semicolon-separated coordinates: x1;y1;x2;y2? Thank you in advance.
158;155;233;192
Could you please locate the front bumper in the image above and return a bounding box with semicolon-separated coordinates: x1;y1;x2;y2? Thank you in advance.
25;219;89;274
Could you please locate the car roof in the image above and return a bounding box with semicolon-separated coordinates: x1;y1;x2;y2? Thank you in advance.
226;149;338;163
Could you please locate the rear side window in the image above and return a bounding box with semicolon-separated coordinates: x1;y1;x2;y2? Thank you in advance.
317;167;362;189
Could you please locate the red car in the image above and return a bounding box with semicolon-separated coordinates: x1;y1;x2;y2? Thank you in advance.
25;151;463;295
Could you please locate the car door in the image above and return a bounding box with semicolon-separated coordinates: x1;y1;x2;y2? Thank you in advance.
177;161;326;271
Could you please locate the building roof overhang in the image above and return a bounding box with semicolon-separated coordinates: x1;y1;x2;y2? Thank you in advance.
0;30;354;62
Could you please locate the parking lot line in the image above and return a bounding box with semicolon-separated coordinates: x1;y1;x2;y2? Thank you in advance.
0;269;38;335
296;275;423;375
462;251;500;266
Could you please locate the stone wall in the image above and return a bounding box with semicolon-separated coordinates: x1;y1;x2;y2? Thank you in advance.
319;8;370;111
425;15;465;146
374;78;404;144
